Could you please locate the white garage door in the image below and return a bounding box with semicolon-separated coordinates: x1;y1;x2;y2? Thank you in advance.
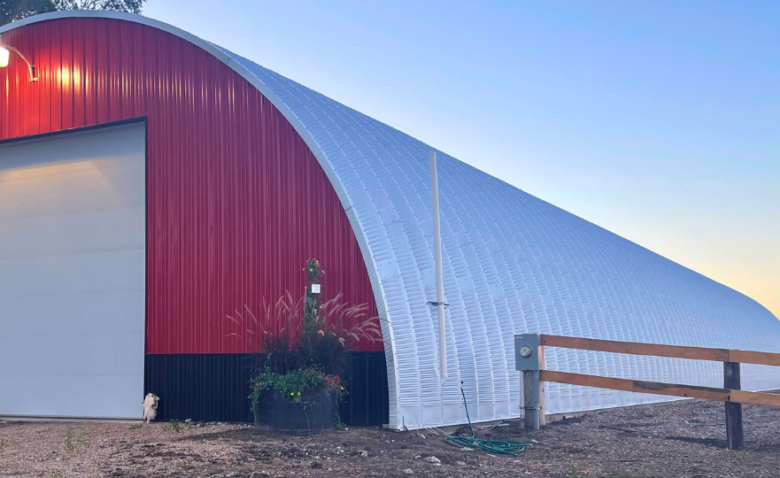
0;123;146;419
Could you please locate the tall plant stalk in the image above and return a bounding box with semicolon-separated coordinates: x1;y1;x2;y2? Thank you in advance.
303;258;323;332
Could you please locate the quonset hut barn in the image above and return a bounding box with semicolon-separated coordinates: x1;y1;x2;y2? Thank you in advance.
1;11;779;431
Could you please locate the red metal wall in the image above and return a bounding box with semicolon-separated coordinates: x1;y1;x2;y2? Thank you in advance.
0;17;382;353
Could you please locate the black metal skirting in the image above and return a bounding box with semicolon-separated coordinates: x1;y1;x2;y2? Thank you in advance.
339;352;390;427
144;352;389;426
144;354;256;423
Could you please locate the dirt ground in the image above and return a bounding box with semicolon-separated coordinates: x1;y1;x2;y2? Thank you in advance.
1;398;780;478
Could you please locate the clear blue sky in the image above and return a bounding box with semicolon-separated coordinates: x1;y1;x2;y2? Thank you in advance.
144;0;779;317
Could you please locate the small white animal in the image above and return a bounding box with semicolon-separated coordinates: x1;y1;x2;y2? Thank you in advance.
142;393;160;424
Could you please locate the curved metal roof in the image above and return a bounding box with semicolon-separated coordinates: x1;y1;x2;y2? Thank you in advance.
5;12;780;430
226;52;780;430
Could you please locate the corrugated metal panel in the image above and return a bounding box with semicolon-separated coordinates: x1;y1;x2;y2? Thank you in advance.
145;352;389;425
339;352;390;427
144;354;256;423
0;18;381;354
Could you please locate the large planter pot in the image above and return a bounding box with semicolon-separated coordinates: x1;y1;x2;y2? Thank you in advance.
254;389;336;435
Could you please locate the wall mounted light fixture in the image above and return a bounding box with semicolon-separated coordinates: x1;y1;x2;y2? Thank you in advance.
0;34;37;81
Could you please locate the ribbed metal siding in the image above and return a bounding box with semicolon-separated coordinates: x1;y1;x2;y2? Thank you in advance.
339;352;390;427
0;18;381;353
145;352;389;425
145;354;256;423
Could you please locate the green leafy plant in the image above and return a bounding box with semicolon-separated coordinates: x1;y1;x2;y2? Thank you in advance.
250;368;345;411
163;419;181;433
228;259;383;423
64;427;90;453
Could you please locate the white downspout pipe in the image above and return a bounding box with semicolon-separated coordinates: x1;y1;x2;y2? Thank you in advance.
430;151;447;379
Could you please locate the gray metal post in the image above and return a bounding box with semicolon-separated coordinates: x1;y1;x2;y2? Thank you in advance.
532;370;542;430
515;334;546;429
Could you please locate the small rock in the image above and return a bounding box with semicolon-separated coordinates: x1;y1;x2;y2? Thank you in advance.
184;419;192;424
359;450;369;457
403;469;414;475
425;456;441;464
456;461;466;467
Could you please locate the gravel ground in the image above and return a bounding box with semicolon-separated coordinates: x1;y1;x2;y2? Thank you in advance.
1;398;779;477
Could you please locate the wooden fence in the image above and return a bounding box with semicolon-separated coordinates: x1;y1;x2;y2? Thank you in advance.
516;334;780;450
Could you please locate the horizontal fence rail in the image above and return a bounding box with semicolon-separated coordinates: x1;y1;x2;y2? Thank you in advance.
539;370;780;408
540;334;780;367
515;334;780;450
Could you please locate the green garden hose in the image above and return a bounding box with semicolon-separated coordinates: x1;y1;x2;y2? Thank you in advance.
444;385;533;455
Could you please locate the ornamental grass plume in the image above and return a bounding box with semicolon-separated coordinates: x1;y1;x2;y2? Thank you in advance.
226;269;383;377
227;260;384;419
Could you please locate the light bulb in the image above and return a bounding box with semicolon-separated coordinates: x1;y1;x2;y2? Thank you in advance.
0;46;9;68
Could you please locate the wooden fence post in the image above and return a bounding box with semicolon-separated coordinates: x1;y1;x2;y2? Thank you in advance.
724;362;743;450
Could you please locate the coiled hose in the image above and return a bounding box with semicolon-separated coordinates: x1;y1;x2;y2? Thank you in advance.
444;385;534;455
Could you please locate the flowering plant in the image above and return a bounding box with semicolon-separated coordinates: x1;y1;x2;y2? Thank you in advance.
250;368;345;409
228;259;382;425
304;258;324;282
